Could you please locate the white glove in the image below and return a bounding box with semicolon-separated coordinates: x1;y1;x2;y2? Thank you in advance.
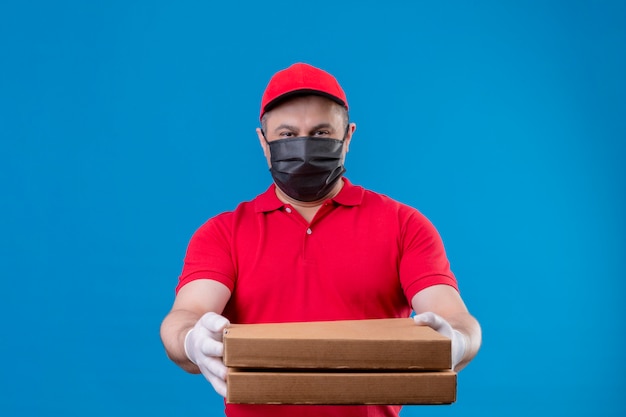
184;312;230;397
413;312;467;371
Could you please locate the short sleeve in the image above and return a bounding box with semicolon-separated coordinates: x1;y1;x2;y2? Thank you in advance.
399;209;458;302
176;214;236;294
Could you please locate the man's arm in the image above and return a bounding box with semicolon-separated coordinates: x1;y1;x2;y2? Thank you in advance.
411;284;481;371
160;279;231;373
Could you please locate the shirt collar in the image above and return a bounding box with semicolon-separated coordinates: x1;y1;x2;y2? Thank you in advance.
330;177;363;207
254;184;284;213
254;178;364;213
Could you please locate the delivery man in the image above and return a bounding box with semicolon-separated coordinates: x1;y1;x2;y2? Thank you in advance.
160;62;481;417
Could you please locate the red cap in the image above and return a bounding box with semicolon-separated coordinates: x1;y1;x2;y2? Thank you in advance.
260;63;348;120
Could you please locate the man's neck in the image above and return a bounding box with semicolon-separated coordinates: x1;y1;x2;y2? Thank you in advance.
274;179;344;223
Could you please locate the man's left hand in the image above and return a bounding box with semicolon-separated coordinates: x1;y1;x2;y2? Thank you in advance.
413;312;467;370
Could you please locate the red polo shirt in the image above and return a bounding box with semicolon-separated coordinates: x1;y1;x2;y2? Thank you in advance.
178;178;457;322
177;178;458;417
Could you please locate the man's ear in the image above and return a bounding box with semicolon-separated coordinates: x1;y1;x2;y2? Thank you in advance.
343;122;357;153
256;127;268;155
256;127;271;167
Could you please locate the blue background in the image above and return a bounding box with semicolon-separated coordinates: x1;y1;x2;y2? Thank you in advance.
1;1;624;416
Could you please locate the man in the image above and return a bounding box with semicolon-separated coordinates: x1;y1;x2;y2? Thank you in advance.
160;63;481;417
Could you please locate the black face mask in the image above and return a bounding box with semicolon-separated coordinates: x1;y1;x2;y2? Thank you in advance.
265;136;346;202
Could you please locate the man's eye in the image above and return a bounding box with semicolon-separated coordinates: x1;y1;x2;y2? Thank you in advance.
313;130;330;136
279;132;295;137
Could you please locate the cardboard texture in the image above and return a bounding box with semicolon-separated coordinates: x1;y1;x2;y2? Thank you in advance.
223;318;456;405
223;318;451;370
226;369;457;405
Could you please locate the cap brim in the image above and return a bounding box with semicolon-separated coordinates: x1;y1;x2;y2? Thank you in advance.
262;89;347;116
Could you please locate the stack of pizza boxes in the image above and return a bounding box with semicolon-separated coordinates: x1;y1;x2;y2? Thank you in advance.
223;318;456;405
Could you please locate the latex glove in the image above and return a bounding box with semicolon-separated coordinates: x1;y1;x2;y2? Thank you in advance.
413;312;467;371
184;312;230;397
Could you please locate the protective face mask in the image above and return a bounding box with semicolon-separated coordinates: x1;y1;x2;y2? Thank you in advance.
266;136;346;202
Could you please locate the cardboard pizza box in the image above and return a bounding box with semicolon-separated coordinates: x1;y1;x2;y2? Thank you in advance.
223;318;451;371
226;369;457;405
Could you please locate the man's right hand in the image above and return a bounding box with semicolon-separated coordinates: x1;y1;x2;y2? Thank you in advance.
184;312;230;397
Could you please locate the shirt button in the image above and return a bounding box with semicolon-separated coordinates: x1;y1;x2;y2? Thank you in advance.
306;228;312;235
285;207;292;213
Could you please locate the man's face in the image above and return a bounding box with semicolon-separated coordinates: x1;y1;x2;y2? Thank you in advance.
257;95;356;167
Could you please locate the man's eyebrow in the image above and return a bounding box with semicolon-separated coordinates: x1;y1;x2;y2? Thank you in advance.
309;123;333;131
272;123;335;134
273;123;299;133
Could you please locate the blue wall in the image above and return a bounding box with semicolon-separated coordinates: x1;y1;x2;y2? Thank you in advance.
1;1;624;416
